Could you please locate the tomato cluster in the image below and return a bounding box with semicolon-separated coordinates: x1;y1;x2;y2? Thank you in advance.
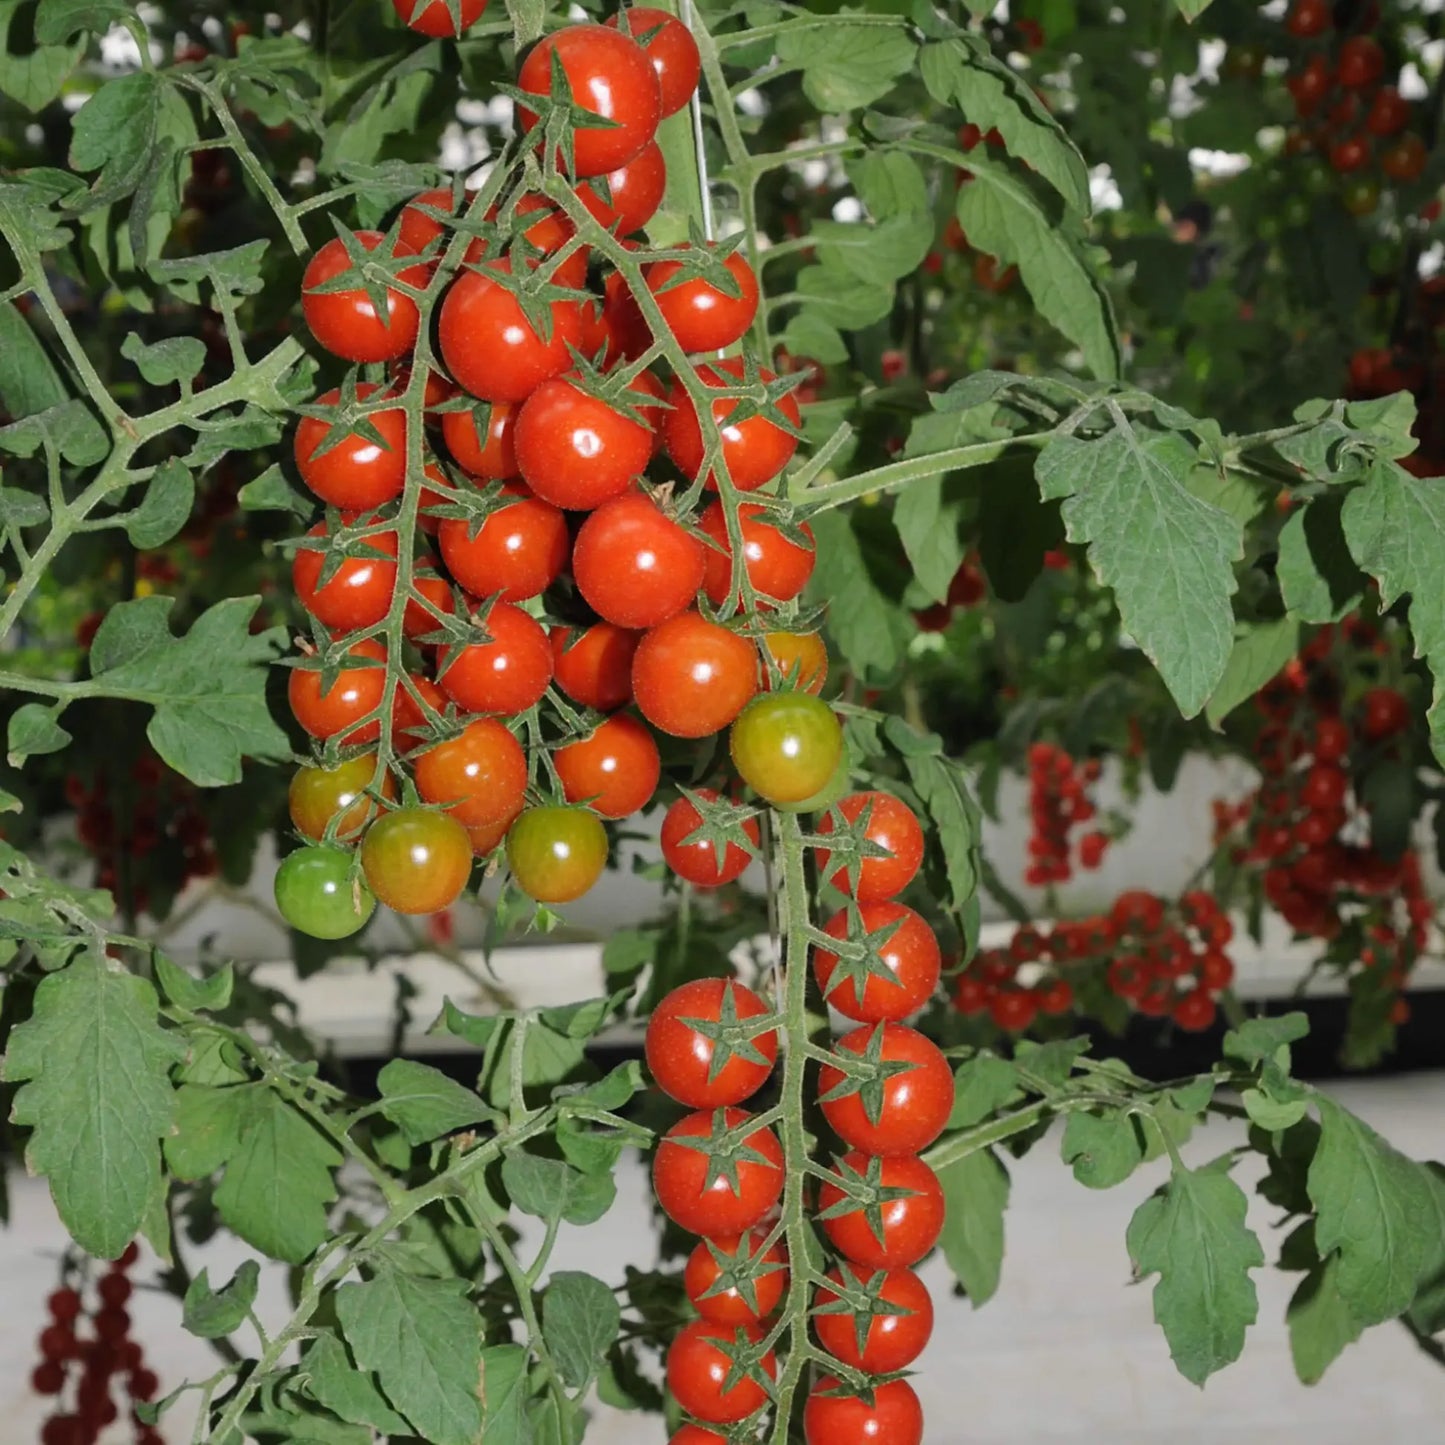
31;1246;161;1445
647;791;940;1445
1023;742;1107;887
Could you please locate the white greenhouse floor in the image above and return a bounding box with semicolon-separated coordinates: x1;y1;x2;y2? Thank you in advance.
2;1072;1443;1443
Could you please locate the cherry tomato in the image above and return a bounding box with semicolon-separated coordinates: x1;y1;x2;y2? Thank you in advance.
484;194;588;287
645;977;778;1107
818;792;925;902
685;1232;787;1326
550;623;640;710
414;718;528;829
392;673;449;753
274;846;375;939
817;1152;945;1268
576;142;668;235
813;902;940;1023
288;639;387;745
439;268;586;403
670;1430;726;1445
572;493;706;628
599;268;651;364
392;0;485;37
438;483;570;602
729;693;841;805
301;233;426;363
1313;716;1350;762
515;375;653;509
761;631;828;693
516;24;662;177
645;247;759;353
505;804;608;902
1173;988;1217;1032
1300;763;1348;811
666;1320;776;1425
804;1378;923;1445
1361;686;1410;740
633;612;758;738
699;500;815;608
1338;36;1384;89
818;1023;954;1156
1341;176;1380;217
605;6;700;117
467;812;518;856
664;359;801;492
442;402;520;479
1285;0;1330;39
294;385;407;510
1367;86;1410;138
292;519;398;633
404;564;457;642
555;713;660;818
437;601;552;714
1329;136;1370;174
652;1107;783;1234
1382;134;1427;182
660;789;760;887
360;807;472;915
289;753;395;841
813;1264;933;1374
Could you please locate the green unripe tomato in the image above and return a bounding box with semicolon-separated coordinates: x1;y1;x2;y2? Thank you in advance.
773;750;852;815
729;693;843;806
506;805;609;903
274;845;375;939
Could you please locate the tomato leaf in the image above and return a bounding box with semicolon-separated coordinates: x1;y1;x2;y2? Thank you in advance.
183;1260;260;1340
124;458;195;550
303;1332;413;1436
7;702;71;767
67;69;161;204
1061;1108;1144;1190
936;1147;1009;1305
0;301;69;419
542;1271;622;1389
1204;617;1301;727
775;22;916;112
1277;494;1367;623
501;1149;616;1226
377;1058;498;1145
1286;1255;1365;1386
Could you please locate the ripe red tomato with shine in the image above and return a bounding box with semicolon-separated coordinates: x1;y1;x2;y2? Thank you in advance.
392;673;448;754
576;142;668;234
301;233;427;363
804;1378;923;1445
439;269;585;403
729;692;842;805
1329;136;1370;174
633;612;758;738
760;631;828;694
554;713;661;818
660;788;759;887
550;623;640;710
645;977;778;1107
437;483;569;602
391;0;485;37
436;601;552;714
818;791;925;902
292;520;398;633
813;902;941;1022
685;1233;788;1325
403;565;456;642
360;806;474;915
605;7;701;117
1285;0;1330;38
442;402;520;480
1361;686;1410;740
294;385;407;510
515;376;653;509
505;804;609;902
818;1023;955;1156
289;753;395;841
1338;36;1384;89
599;269;651;364
1367;87;1410;138
516;24;662;177
572;493;706;628
818;1152;945;1269
414;718;528;829
653;1107;784;1234
288;639;387;745
813;1264;933;1373
664;359;802;492
665;1321;776;1425
699;500;815;608
645;247;759;353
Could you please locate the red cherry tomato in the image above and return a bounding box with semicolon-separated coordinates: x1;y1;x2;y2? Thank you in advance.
804;1378;923;1445
294;385;408;510
515;375;653;510
670;1430;726;1445
665;359;802;492
605;6;701;117
392;673;449;754
761;631;828;694
301;233;427;363
572;493;706;628
817;1152;945;1269
484;194;589;287
439;268;586;403
516;24;662;177
289;753;395;841
554;712;660;818
599;268;651;364
1382;134;1427;182
1173;988;1218;1032
817;1023;955;1156
729;692;841;805
813;1263;933;1373
818;791;925;902
1367;86;1410;138
403;564;456;642
436;601;552;714
1329;136;1370;174
292;519;399;633
391;0;485;37
699;500;815;608
360;806;473;915
685;1232;788;1325
666;1320;776;1425
990;986;1039;1033
437;483;569;602
813;902;941;1023
576;142;668;234
660;788;760;887
288;639;387;745
645;247;759;353
442;402;520;479
550;623;641;710
397;187;460;256
652;1107;783;1234
1361;686;1410;740
414;718;528;829
505;804;609;902
1338;36;1384;89
644;977;778;1107
1285;0;1330;39
633;611;758;738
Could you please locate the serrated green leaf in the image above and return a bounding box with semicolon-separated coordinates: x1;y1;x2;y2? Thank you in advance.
7;702;71;767
166;1083;248;1180
937;1148;1009;1305
1277;494;1367;623
809;510;908;680
154;951;233;1012
3;953;183;1258
0;397;109;465
33;0;133;43
304;1332;413;1436
847;150;929;219
1061;1109;1144;1189
1205;618;1301;727
121;331;206;388
775;22;916;112
542;1271;621;1389
68;70;160;200
184;1260;260;1339
812;214;932;287
501;1149;616;1226
125;458;195;550
1287;1254;1365;1384
893;475;964;603
904;751;978;914
1222;1012;1309;1066
0;0;82;111
948;1051;1024;1129
777;310;849;366
238;462;311;516
479;1344;532;1444
0;301;68;418
377;1059;496;1145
